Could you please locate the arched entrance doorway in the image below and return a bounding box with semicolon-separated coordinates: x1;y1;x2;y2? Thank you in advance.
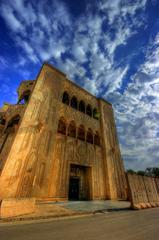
68;164;92;200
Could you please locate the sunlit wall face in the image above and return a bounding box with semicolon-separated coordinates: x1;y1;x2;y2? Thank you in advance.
0;0;159;170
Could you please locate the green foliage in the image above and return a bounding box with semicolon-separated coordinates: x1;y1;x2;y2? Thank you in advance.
127;169;136;174
127;167;159;178
152;168;159;177
145;167;159;177
137;170;145;176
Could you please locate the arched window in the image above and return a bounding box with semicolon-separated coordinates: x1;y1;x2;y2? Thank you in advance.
68;121;76;138
0;116;6;125
5;115;20;133
86;105;92;117
57;117;66;135
86;128;93;144
71;96;78;109
77;125;85;141
79;100;85;113
1;115;20;155
7;115;20;128
23;90;31;103
93;108;99;120
94;132;100;146
62;92;69;105
18;90;31;104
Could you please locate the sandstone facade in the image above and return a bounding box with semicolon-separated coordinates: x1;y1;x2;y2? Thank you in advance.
0;198;35;218
0;63;127;201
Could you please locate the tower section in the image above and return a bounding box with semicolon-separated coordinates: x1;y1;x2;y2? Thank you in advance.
0;64;65;198
99;99;127;199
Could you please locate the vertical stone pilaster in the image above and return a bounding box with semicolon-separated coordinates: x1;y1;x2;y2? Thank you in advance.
99;99;127;200
98;99;111;199
0;64;66;199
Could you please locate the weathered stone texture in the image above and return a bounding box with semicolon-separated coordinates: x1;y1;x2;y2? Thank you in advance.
0;198;35;218
127;173;159;209
0;63;127;201
155;178;159;194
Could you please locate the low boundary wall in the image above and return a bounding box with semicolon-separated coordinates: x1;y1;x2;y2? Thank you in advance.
127;173;159;210
0;198;35;218
155;178;159;194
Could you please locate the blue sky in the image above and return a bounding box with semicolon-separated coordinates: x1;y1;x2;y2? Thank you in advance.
0;0;159;170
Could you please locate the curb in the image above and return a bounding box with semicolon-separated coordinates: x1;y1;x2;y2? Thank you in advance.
0;208;131;224
0;211;93;223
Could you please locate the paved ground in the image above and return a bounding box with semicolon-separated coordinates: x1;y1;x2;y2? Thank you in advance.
56;200;130;212
0;200;130;222
0;208;159;240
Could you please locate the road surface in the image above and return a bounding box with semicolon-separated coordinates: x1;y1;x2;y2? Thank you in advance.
0;208;159;240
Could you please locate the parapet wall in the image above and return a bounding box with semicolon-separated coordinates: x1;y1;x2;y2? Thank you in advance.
0;198;35;218
127;173;159;209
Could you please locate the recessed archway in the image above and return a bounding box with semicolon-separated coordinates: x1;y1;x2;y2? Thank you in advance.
77;125;85;141
62;92;70;105
86;128;93;144
86;105;92;117
57;117;66;135
71;96;78;110
68;121;76;138
18;90;31;104
79;100;85;113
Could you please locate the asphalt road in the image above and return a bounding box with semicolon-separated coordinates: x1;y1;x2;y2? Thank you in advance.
0;208;159;240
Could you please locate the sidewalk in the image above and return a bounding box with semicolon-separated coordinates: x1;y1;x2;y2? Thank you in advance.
0;200;130;223
56;200;130;212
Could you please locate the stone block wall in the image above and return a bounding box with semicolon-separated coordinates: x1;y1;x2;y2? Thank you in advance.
127;173;159;209
155;178;159;194
0;198;35;218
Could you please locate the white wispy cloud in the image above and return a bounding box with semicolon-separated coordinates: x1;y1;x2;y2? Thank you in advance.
0;57;8;70
1;0;159;171
112;32;159;170
1;4;25;32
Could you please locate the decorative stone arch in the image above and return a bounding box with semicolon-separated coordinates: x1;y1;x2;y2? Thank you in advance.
86;104;92;117
62;91;70;105
86;128;93;144
0;116;6;126
18;90;31;104
5;114;20;133
94;131;100;146
71;96;78;110
68;121;76;138
57;117;67;135
0;114;21;157
77;124;85;141
79;100;85;113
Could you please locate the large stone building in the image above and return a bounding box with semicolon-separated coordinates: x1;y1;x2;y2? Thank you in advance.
0;63;127;201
